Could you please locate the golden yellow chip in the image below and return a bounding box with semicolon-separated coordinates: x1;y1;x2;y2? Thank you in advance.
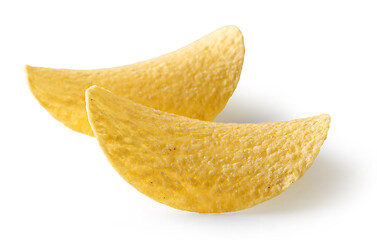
86;86;330;213
26;26;245;136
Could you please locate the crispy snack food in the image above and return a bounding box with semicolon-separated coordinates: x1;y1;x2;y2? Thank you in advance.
26;26;245;136
86;86;330;213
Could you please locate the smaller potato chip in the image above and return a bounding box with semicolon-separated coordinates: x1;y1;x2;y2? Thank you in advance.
26;26;245;136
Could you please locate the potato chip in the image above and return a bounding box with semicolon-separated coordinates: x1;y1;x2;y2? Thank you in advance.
86;86;330;213
26;26;245;136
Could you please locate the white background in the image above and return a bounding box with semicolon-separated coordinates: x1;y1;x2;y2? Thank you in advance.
1;0;376;239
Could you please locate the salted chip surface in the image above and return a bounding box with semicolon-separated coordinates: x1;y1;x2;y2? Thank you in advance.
86;86;330;213
26;26;245;136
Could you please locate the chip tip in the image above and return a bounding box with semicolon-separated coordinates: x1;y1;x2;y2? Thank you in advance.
25;65;34;88
85;85;112;96
318;114;331;142
85;87;97;114
221;25;242;34
24;65;37;87
222;25;240;30
85;85;98;100
85;85;103;139
85;85;112;106
87;85;99;91
25;64;38;73
24;64;33;74
321;113;331;122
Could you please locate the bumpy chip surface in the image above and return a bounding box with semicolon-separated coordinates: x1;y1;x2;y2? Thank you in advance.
86;86;330;213
26;26;245;136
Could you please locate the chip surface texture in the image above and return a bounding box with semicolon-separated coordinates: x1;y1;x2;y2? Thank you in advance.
26;26;245;136
86;86;330;213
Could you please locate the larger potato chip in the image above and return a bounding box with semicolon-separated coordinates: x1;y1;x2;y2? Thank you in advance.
86;86;330;213
26;26;245;136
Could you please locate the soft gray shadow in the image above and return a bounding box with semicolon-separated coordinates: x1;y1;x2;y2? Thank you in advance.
214;94;289;124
